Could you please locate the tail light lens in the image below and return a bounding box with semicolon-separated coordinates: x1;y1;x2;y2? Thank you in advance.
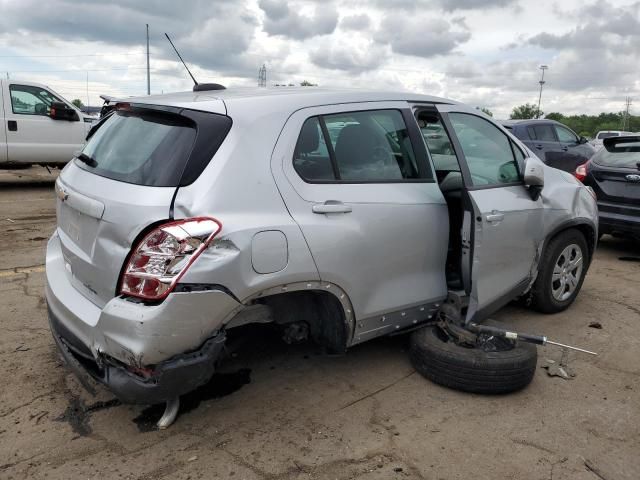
119;217;221;301
574;161;589;182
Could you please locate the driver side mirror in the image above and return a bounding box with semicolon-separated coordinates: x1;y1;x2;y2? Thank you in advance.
579;136;588;144
50;101;79;121
524;158;544;187
524;157;544;200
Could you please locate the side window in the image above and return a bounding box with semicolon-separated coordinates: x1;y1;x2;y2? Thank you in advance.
293;118;334;181
417;113;459;173
448;113;521;186
555;125;578;144
10;84;64;116
293;109;430;182
511;141;526;164
527;125;556;142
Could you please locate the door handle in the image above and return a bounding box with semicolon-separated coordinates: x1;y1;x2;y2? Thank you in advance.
534;144;543;150
312;201;352;214
7;120;17;132
485;211;504;222
561;146;568;151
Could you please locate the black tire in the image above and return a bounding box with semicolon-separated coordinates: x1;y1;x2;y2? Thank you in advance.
409;321;537;394
531;229;589;314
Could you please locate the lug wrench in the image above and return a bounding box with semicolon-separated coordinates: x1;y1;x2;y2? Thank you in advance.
468;323;597;356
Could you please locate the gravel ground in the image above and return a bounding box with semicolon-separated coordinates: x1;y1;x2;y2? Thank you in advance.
1;167;638;480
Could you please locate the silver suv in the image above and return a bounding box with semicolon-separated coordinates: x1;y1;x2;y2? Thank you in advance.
46;88;597;405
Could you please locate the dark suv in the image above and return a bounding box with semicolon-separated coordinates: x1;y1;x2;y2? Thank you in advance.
502;119;596;172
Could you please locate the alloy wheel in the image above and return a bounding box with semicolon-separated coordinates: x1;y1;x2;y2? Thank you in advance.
551;243;584;301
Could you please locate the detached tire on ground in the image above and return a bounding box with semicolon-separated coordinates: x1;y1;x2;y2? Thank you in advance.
409;321;537;394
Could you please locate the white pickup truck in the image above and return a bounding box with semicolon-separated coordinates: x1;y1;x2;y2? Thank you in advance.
1;79;95;167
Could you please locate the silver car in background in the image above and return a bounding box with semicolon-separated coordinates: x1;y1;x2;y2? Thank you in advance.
591;130;637;151
46;88;598;405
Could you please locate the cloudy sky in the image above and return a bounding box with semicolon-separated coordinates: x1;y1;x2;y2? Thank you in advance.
0;0;638;118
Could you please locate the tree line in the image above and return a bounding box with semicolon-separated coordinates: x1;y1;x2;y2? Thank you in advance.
507;102;639;138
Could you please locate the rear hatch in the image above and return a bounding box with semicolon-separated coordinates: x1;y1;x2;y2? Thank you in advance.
589;136;640;209
55;102;231;308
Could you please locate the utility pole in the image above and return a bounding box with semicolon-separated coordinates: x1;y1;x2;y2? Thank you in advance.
146;24;151;95
536;65;548;119
258;64;267;87
621;97;632;130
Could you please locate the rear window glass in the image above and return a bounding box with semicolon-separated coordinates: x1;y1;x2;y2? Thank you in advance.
76;107;231;187
293;109;431;183
527;125;556;141
594;138;640;168
597;132;619;139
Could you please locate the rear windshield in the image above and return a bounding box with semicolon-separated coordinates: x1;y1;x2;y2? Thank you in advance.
76;106;231;186
597;132;619;139
593;138;640;168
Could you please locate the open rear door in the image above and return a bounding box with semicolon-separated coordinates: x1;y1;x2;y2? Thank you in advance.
435;104;544;322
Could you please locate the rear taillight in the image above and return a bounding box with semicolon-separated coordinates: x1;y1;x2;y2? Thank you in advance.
574;161;590;182
119;217;221;301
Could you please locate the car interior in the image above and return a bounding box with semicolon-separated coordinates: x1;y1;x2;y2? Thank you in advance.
293;110;421;182
416;111;466;290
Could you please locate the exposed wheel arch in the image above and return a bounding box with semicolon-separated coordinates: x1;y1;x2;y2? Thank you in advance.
238;281;355;353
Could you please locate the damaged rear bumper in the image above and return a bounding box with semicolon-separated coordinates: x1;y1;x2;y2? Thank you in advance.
49;305;226;404
45;233;240;404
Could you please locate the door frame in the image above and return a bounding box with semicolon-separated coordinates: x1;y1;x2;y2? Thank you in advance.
415;103;537;321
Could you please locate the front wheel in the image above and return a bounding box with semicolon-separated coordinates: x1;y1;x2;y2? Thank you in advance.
531;229;589;313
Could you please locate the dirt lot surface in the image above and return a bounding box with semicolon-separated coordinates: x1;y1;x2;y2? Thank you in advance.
1;167;639;480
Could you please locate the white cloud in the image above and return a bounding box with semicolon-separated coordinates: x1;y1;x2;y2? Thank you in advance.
0;0;637;117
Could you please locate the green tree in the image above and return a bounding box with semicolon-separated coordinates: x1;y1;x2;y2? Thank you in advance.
476;106;493;117
510;103;541;120
71;99;84;108
537;111;638;137
300;80;318;86
544;112;563;122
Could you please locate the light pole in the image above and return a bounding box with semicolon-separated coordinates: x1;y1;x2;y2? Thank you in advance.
536;65;548;119
146;24;151;95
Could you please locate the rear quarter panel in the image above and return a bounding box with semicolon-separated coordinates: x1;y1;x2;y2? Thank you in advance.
174;107;321;301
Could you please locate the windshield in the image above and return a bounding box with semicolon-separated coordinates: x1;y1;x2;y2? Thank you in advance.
76;107;231;186
594;138;640;169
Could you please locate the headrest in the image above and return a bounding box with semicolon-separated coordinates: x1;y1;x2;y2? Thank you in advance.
296;119;320;154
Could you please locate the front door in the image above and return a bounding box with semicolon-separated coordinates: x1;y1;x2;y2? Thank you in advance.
271;102;449;334
0;83;7;163
553;123;588;172
4;83;79;163
437;106;545;321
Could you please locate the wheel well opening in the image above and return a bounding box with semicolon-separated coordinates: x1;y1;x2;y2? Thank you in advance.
550;224;595;264
574;224;596;261
256;290;350;353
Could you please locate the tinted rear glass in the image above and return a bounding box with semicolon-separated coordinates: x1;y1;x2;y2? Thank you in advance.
76;106;231;187
527;125;556;141
597;132;618;139
594;138;640;168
